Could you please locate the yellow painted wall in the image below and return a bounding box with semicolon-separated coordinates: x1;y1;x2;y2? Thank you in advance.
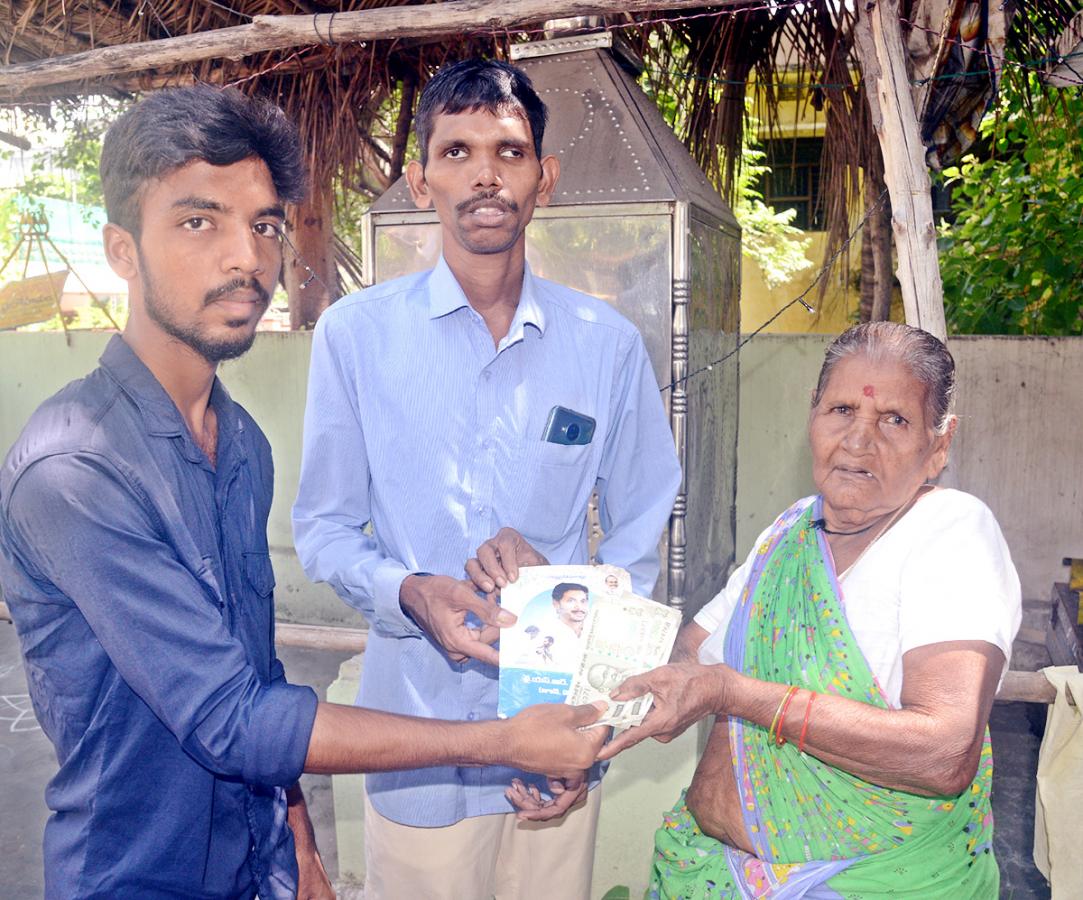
742;79;864;334
742;230;861;334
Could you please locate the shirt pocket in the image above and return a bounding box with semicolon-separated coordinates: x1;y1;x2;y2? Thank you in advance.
508;439;595;545
240;550;276;679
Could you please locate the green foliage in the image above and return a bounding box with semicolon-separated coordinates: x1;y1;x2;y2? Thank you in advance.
938;78;1083;335
642;70;812;290
1;101;127;333
5;100;120;210
19;302;127;333
2;100;123;261
0;189;20;260
733;133;813;289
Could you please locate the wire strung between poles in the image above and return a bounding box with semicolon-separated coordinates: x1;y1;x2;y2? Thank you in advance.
659;188;891;395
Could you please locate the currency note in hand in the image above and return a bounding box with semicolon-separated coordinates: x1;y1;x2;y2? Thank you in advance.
566;591;681;729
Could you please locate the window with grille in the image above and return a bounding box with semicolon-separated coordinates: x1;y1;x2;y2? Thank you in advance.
760;137;824;231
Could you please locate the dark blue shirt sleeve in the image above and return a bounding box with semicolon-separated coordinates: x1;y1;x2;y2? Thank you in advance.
4;451;317;787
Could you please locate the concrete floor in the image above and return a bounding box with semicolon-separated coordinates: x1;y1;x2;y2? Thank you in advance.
0;620;1053;898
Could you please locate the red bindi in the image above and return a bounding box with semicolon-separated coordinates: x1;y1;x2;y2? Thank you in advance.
863;384;875;397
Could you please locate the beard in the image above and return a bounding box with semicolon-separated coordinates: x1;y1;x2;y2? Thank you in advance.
139;255;270;364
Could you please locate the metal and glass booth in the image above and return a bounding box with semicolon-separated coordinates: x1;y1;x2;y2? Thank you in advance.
362;33;741;614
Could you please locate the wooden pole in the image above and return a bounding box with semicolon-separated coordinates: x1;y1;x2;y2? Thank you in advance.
866;156;894;322
853;0;947;340
284;183;338;329
0;0;736;99
276;621;368;653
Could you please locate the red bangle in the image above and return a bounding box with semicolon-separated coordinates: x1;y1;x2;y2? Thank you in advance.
766;684;801;740
775;687;799;746
798;692;817;753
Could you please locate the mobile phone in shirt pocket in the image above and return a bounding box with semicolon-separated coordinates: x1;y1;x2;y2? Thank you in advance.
542;406;595;447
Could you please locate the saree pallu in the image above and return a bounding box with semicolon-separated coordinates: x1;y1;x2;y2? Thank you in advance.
650;499;998;899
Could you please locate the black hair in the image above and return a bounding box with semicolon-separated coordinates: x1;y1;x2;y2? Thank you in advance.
414;59;548;166
100;84;306;236
551;582;588;602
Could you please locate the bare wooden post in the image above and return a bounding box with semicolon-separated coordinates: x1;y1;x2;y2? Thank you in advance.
866;155;894;322
854;0;947;340
284;184;338;330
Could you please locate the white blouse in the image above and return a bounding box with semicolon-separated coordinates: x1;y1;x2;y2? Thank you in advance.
695;489;1022;707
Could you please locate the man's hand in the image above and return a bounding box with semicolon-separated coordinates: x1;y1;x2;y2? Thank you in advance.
505;773;589;822
596;663;730;760
399;574;515;666
286;784;335;900
502;701;609;778
466;527;549;594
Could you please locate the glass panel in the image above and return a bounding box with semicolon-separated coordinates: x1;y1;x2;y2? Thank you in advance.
683;218;740;614
372;214;673;388
374;224;443;282
526;215;672;388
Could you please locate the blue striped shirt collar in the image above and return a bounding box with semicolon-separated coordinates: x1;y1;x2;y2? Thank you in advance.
427;255;547;340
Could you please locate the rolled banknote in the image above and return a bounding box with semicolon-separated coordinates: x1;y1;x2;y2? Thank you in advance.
566;591;681;728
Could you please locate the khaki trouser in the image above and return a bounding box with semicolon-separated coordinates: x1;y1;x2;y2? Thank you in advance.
362;786;602;900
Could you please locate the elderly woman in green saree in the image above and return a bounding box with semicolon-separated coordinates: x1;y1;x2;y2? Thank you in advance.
599;322;1022;898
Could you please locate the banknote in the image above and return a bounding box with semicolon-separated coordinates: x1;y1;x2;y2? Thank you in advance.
566;591;681;729
497;564;631;718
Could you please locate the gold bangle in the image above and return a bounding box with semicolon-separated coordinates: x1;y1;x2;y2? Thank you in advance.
768;685;797;742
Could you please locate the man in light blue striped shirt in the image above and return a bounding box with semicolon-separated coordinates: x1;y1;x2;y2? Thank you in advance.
293;59;681;899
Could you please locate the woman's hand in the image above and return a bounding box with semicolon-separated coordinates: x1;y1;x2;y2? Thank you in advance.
596;662;732;760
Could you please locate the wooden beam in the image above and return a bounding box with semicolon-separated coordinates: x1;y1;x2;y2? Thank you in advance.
0;0;731;99
854;0;947;340
997;670;1061;706
0;129;31;151
0;599;368;653
275;621;368;653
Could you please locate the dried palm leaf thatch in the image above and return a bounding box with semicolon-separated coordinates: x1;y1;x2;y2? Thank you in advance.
4;0;1079;298
627;2;874;300
2;1;503;197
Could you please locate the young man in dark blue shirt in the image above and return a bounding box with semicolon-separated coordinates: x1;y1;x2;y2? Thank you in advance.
0;85;604;900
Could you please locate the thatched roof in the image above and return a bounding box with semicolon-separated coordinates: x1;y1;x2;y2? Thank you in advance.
3;1;510;201
3;1;1080;263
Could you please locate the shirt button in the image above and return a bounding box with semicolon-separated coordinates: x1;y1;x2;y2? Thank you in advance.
475;505;488;516
482;370;492;381
467;712;477;721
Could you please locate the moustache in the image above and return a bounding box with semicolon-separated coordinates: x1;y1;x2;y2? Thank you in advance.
456;192;519;216
204;278;270;307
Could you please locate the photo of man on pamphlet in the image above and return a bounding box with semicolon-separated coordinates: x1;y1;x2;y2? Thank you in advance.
498;566;629;717
498;563;682;731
